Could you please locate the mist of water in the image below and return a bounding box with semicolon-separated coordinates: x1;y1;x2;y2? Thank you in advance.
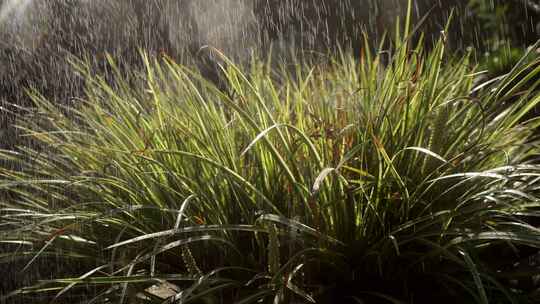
0;0;32;25
0;0;410;61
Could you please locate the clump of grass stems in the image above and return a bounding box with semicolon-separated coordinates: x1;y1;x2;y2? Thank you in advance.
1;19;540;303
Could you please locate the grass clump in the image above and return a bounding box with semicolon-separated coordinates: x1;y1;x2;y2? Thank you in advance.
1;29;540;303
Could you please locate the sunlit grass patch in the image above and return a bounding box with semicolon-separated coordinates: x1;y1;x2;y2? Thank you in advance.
1;28;540;304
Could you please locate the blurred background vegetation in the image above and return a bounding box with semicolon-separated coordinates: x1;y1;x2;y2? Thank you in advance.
464;0;539;75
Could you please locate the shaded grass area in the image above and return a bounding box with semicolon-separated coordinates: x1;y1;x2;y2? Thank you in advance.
1;16;540;304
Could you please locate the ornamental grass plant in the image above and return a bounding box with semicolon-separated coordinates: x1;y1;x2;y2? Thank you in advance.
1;12;540;303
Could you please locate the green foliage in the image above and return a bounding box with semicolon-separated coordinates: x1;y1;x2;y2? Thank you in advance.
466;0;539;54
462;0;539;78
1;22;540;304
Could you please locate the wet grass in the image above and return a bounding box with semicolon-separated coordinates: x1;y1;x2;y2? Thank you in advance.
1;1;540;303
1;8;540;301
